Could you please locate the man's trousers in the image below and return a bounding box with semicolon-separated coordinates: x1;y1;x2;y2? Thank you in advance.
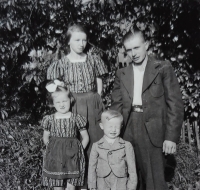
123;112;168;190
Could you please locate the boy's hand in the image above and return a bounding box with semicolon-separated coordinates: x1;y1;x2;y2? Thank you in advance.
163;140;176;155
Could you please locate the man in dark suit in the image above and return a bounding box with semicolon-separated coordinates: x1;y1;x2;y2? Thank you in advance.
110;27;184;190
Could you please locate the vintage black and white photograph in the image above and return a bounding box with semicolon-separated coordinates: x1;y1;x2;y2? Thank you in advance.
0;0;200;189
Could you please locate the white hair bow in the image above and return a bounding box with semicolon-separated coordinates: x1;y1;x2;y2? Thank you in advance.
46;79;65;92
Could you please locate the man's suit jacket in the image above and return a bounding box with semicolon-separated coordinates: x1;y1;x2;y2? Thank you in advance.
110;55;184;147
88;137;137;190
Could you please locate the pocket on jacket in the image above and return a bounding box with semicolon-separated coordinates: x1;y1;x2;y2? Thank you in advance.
150;82;164;98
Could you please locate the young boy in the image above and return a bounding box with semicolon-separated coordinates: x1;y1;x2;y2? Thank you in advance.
88;110;137;190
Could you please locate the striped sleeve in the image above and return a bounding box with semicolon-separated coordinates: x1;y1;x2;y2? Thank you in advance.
41;115;51;131
76;114;87;131
47;58;66;80
92;54;108;77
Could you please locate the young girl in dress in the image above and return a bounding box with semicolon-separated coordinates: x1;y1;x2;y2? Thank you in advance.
47;23;108;189
42;79;89;190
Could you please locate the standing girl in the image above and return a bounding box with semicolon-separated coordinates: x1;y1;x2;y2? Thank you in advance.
42;79;89;190
47;23;108;188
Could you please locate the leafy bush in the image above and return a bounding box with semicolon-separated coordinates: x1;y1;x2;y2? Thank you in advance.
0;114;48;190
0;0;200;121
170;141;200;190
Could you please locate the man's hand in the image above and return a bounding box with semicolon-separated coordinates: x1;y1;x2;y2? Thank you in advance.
163;140;176;155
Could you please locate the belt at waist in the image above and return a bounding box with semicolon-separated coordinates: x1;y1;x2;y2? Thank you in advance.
131;105;143;113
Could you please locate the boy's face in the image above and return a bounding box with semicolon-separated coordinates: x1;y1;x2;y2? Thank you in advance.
100;117;122;139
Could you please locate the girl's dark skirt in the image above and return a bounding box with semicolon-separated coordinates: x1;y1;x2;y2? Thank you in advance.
72;92;105;188
72;92;104;157
42;137;85;187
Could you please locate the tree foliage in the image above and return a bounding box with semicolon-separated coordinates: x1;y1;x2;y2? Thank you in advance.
0;0;200;122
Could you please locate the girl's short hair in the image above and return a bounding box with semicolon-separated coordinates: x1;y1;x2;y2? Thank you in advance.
47;85;75;107
65;23;88;44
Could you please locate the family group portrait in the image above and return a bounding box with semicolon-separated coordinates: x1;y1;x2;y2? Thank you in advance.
0;0;200;190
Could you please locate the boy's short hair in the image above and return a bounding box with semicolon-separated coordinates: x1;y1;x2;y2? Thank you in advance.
101;109;123;124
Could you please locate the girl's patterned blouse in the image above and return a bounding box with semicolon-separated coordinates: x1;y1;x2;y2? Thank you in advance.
47;53;108;93
42;113;87;137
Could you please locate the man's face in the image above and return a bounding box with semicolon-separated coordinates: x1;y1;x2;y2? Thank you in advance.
100;118;121;139
124;33;149;65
